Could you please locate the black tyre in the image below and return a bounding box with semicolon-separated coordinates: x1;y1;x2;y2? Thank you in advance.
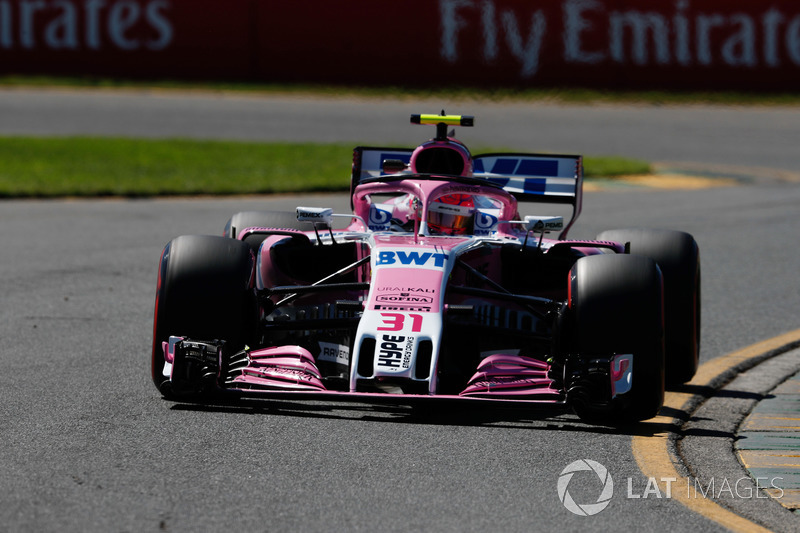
569;254;665;423
151;235;256;395
224;210;310;251
597;228;700;384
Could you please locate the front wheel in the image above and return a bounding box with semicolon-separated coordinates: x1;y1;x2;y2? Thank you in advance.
567;254;665;424
151;235;256;396
597;228;700;384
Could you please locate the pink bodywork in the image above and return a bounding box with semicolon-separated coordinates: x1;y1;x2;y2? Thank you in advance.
171;177;617;405
230;346;326;391
461;354;560;398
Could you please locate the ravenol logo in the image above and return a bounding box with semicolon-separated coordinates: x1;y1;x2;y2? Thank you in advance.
557;459;614;516
376;250;449;269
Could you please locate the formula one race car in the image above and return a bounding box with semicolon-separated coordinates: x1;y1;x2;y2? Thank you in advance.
151;113;700;424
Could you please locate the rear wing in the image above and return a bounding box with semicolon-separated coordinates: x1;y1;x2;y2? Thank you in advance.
350;146;414;208
351;146;413;180
472;153;582;202
473;152;583;237
350;148;583;237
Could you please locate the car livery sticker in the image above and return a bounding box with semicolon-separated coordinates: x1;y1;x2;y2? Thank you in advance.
474;208;500;236
318;341;350;366
376;334;415;369
374;248;449;270
351;307;444;385
368;203;394;231
377;293;434;304
370;270;444;313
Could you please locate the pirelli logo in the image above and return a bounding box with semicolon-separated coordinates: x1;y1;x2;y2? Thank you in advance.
374;304;432;312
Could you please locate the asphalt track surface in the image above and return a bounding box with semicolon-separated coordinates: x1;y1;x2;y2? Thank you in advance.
4;87;800;175
2;89;800;532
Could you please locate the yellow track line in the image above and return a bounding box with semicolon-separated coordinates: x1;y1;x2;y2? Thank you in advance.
631;329;800;532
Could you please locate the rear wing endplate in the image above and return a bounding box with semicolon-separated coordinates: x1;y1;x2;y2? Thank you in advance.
350;147;414;206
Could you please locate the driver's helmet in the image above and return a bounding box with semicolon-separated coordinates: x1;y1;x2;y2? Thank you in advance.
427;194;475;235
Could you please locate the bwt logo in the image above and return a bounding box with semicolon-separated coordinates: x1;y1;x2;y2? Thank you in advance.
474;211;499;235
369;206;392;225
368;204;393;229
376;251;449;268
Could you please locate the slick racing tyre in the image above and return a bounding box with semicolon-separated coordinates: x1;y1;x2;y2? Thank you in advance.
568;254;665;424
151;235;256;396
224;210;311;252
597;228;700;384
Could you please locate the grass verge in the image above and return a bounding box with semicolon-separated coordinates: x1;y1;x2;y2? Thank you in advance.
0;137;650;198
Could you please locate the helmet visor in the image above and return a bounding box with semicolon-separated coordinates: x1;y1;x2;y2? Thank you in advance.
427;202;473;235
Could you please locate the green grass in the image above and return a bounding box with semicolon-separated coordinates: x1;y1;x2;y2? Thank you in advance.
582;155;650;177
0;138;354;197
0;137;650;198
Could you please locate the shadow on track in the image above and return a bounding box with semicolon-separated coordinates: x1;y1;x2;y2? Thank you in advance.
158;378;764;441
157;386;743;439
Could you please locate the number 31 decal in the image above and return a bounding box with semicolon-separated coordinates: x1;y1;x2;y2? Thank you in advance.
377;313;423;332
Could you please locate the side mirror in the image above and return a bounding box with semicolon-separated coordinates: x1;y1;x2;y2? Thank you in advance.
523;215;564;233
296;207;333;225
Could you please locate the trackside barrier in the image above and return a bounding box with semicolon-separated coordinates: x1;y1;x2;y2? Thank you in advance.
1;0;800;90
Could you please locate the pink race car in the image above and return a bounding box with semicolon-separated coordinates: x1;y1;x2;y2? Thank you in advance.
151;113;700;424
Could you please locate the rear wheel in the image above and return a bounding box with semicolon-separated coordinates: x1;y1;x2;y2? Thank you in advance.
224;210;310;252
597;228;700;384
568;254;665;424
151;235;256;396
